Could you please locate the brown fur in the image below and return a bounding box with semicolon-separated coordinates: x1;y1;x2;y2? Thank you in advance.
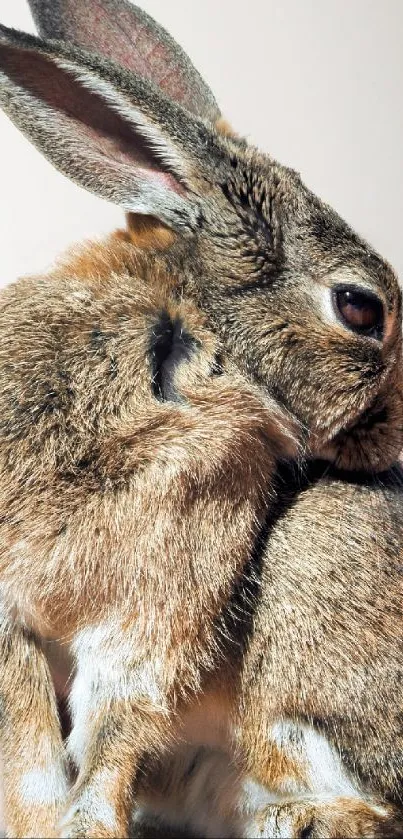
125;216;177;251
0;18;402;478
252;797;403;838
0;236;297;835
215;117;236;137
0;623;68;837
0;2;402;837
131;466;403;838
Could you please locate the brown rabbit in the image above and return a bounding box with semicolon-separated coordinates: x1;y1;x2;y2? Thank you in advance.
128;463;403;839
0;233;298;838
0;1;402;836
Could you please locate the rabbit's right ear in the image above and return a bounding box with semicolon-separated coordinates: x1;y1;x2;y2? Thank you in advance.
0;26;213;232
27;0;221;123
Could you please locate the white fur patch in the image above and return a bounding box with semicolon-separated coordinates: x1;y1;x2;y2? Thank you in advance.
72;621;164;702
10;539;29;558
241;778;281;811
19;762;67;807
67;290;91;303
270;719;361;799
69;621;166;766
260;811;293;839
59;768;119;835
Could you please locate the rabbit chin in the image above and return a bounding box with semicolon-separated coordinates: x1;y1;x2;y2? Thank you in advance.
314;400;403;473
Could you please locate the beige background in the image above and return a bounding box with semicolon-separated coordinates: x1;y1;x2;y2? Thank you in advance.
0;0;402;286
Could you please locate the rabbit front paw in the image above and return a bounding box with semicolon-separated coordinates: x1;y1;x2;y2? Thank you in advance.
58;796;126;839
248;798;402;839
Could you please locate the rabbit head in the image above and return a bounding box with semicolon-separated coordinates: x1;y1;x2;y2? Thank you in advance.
0;0;401;472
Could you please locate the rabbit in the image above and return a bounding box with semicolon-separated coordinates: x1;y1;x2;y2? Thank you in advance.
0;0;402;836
7;0;400;477
128;462;403;839
0;232;298;838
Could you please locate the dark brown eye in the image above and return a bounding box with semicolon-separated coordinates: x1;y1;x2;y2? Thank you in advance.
333;286;384;339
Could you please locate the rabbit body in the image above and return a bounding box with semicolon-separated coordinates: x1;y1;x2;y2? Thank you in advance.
0;1;402;836
130;465;403;838
0;235;401;838
0;234;298;836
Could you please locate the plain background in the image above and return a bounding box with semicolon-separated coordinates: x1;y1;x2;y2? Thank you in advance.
0;0;403;286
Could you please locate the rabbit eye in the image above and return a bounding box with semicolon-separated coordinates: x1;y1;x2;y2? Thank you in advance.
333;286;384;339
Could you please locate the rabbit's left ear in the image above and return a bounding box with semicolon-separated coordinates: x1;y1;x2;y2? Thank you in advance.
0;25;222;231
27;0;221;123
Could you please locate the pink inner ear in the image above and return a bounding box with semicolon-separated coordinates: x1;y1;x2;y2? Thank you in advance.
30;0;220;121
1;43;185;197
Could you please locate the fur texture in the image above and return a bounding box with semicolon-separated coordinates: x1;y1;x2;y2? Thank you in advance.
0;236;297;836
130;465;403;838
0;1;402;836
0;18;401;472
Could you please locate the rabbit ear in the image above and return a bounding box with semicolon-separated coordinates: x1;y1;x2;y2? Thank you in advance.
27;0;221;123
0;25;209;231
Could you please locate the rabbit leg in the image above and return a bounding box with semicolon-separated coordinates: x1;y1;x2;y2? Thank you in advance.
61;703;151;839
62;627;176;839
237;719;403;838
0;612;68;837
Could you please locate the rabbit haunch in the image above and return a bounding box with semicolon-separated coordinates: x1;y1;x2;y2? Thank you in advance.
130;464;403;839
